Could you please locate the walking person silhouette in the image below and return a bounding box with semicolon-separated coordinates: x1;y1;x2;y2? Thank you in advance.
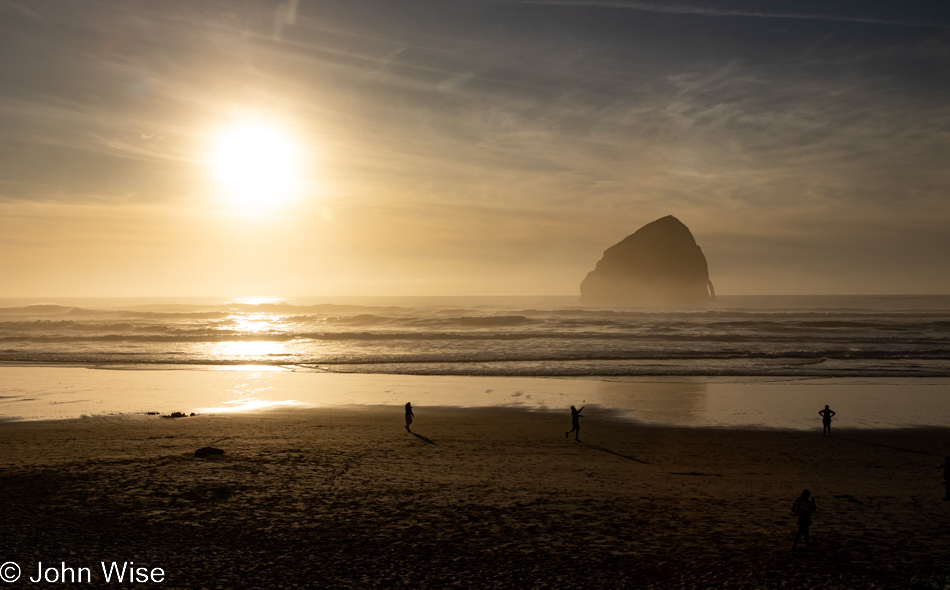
791;489;817;550
938;456;950;501
405;402;414;432
565;405;584;441
819;405;836;437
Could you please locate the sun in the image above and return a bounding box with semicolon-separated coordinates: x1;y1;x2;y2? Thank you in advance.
209;118;304;209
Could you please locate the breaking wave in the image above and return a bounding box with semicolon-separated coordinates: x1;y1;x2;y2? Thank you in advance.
2;295;950;376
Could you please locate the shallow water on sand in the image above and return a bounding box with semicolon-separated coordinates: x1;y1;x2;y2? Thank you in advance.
1;366;947;430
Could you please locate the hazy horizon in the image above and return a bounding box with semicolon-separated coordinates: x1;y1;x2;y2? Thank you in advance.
2;1;949;297
6;293;950;305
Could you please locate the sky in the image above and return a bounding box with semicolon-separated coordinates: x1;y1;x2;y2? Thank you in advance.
1;0;949;297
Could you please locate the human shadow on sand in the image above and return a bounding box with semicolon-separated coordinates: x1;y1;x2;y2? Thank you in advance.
410;432;437;445
577;441;649;464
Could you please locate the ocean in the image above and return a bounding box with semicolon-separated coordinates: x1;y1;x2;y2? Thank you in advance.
2;295;949;377
2;294;949;426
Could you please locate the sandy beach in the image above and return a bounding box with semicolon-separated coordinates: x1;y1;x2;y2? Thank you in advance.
2;406;949;589
4;0;950;585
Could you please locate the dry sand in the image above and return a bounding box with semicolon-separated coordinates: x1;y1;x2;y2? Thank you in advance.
2;407;949;589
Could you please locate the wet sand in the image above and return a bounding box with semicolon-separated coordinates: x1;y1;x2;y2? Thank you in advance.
5;366;950;429
2;407;949;588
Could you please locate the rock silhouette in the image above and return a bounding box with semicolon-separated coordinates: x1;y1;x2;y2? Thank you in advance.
194;447;225;458
580;216;716;305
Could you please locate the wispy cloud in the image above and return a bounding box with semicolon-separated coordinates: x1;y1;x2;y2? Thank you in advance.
1;0;949;294
488;0;950;29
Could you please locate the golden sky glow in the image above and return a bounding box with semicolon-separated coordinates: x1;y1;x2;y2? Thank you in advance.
1;1;949;296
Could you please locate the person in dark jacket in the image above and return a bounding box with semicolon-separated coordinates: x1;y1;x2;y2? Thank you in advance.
791;489;817;549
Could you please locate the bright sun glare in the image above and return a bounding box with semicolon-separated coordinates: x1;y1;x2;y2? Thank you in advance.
210;118;304;209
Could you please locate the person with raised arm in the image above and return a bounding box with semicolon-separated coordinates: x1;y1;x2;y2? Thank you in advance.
565;405;584;441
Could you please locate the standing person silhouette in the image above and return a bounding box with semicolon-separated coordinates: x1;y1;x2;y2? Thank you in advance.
405;402;414;432
565;405;584;441
791;489;817;550
818;405;836;437
938;456;950;501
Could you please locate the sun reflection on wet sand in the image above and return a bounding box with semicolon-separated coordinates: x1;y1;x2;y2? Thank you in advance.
3;367;950;428
193;367;311;414
207;365;290;372
196;399;310;414
595;379;709;425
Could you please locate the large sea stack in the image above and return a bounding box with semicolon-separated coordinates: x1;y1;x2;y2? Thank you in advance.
580;216;716;305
